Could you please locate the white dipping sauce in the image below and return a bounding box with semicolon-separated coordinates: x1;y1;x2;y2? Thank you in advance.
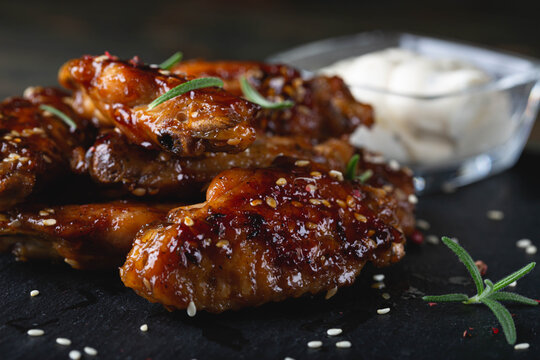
320;48;513;165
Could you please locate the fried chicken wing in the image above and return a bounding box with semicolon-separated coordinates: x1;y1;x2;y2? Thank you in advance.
172;60;374;141
0;201;172;269
59;55;259;157
121;158;408;313
0;87;91;210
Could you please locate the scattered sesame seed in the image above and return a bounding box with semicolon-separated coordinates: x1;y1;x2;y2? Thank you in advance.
309;199;321;205
42;155;52;163
371;282;385;289
132;188;147;196
56;337;71;346
526;245;537;255
416;219;430;230
307;340;322;349
335;341;352;348
486;210;504;221
325;286;338;299
276;178;287;186
346;196;355;208
336;199;346;208
310;171;322;178
516;239;532;248
327;328;342;336
227;138;241;146
291;201;303;207
39;210;49;216
329;170;344;181
142;278;152;291
45;208;54;213
509;281;517;287
354;213;367;222
216;240;229;248
250;199;263;206
321;199;331;208
159;69;171;75
69;350;82;360
382;293;391;300
514;343;530;350
42;218;56;226
295;160;310;167
84;347;98;356
306;222;317;230
265;196;277;208
27;329;44;336
373;274;385;282
306;184;317;192
389;160;400;171
408;194;418;204
187;301;197;317
30;290;39;297
64;258;80;268
184;216;194;226
426;235;440;245
377;307;391;315
140;324;148;332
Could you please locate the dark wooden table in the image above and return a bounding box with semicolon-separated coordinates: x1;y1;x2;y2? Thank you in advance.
1;1;539;359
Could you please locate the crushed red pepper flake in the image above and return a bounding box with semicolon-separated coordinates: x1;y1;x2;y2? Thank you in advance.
428;302;437;307
104;51;117;60
410;230;424;245
474;260;488;276
492;327;499;334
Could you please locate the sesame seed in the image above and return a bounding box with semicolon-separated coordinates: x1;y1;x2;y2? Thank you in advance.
69;350;81;360
30;290;39;297
336;341;352;348
42;218;56;226
336;199;346;208
42;155;52;163
64;258;80;268
389;160;400;171
373;274;385;282
327;328;342;336
310;171;322;178
84;347;98;356
250;199;263;206
184;216;194;226
408;194;418;204
140;324;148;332
426;235;440;245
377;307;391;315
306;222;317;230
517;239;532;248
514;343;530;350
45;208;54;213
216;240;229;248
486;210;504;221
56;337;71;346
227;138;241;146
291;201;303;208
382;293;391;300
295;160;310;167
526;245;537;255
276;178;287;186
159;69;171;75
329;170;344;181
27;329;44;336
509;281;517;287
321;199;331;208
39;210;49;216
325;286;338;299
346;196;355;208
142;278;152;291
371;282;385;289
305;184;317;192
416;219;430;230
132;188;147;196
307;340;322;349
354;213;367;222
309;199;321;205
187;301;197;317
266;196;277;208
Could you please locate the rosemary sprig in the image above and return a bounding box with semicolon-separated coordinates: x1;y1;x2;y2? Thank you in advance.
344;154;373;183
239;76;294;109
39;105;77;130
148;77;224;109
159;51;183;70
423;236;537;345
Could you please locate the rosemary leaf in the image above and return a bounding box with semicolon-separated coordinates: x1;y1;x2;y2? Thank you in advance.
240;76;294;109
159;51;183;70
39;105;77;130
422;294;468;302
345;154;360;181
148;77;224;109
481;298;516;344
489;291;539;305
441;237;484;294
492;262;536;292
358;169;373;184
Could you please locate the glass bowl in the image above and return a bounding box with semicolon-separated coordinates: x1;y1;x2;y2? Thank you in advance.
267;31;540;194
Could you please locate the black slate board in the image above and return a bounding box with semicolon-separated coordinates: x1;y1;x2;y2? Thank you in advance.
1;150;539;360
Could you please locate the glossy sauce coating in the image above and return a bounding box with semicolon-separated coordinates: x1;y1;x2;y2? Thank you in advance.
121;158;406;313
173;60;374;141
59;55;259;156
0;201;173;269
0;87;92;210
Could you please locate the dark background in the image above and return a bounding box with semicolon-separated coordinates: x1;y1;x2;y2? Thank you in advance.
1;1;539;359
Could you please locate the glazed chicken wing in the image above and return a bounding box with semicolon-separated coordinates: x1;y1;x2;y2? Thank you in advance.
59;55;259;157
172;60;374;141
121;158;408;313
0;201;172;269
0;87;91;210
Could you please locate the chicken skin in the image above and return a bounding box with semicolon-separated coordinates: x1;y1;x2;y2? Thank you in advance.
0;87;91;211
0;201;172;269
172;60;374;141
121;158;407;313
59;55;259;157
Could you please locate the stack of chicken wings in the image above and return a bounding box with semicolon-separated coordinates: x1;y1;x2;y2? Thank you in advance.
0;53;415;313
